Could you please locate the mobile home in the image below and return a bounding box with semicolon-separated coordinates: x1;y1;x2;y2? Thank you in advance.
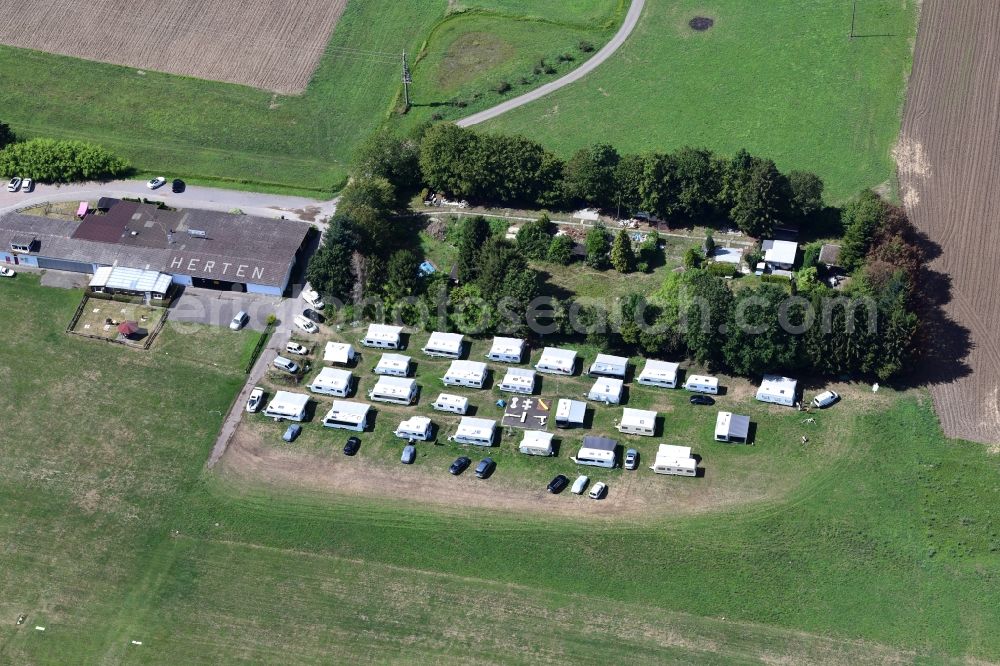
588;353;628;379
587;377;624;404
307;367;353;397
636;359;679;389
486;336;525;363
756;375;798;407
394;415;434;441
555;399;587;429
431;393;469;415
361;324;403;349
422;331;464;359
649;444;697;476
534;347;577;375
263;391;310;422
572;435;618;468
683;374;719;395
617;408;657;437
442;360;488;389
323;342;356;365
321;401;371;432
518;430;555;456
715;411;751;443
374;354;412;377
368;376;418;405
498;367;536;394
449;417;496;446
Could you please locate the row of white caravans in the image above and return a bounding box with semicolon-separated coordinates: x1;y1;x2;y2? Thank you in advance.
361;326;527;364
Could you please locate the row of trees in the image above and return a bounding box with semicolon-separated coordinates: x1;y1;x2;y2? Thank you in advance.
0;137;130;183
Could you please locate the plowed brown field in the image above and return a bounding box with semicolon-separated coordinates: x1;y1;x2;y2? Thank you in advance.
899;0;1000;445
0;0;347;94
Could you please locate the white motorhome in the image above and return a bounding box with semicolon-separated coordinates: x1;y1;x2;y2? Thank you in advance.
431;393;469;415
617;408;657;437
421;331;464;359
449;417;496;446
323;342;356;366
322;401;371;432
394;416;433;441
518;430;555;456
587;377;624;404
649;444;697;476
636;359;679;389
374;354;412;377
588;353;628;378
756;375;798;407
572;435;618;468
683;374;719;395
555;399;587;429
262;391;310;422
498;367;536;394
442;360;488;389
307;367;353;397
368;376;418;405
361;324;403;349
534;347;577;375
486;336;525;363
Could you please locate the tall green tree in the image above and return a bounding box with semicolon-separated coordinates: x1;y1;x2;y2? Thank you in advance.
679;270;733;369
337;176;397;255
305;216;357;303
722;283;803;376
563;143;620;209
585;224;611;269
725;153;790;237
546;234;575;265
515;215;554;261
353;127;421;196
0;122;14;150
674;146;722;221
610;229;636;273
839;190;889;270
456;216;492;283
418;124;480;198
787;171;825;221
383;249;421;303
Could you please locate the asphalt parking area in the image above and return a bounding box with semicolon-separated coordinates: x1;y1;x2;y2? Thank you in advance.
169;288;281;331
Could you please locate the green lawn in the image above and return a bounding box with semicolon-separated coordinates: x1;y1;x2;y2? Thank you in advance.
481;0;920;202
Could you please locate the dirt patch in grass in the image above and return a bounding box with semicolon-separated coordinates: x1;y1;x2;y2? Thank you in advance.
689;16;714;31
435;31;517;91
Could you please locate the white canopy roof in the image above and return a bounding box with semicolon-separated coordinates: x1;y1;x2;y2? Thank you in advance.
309;367;352;389
556;399;586;423
423;331;464;354
638;359;679;382
763;239;798;265
365;324;402;343
89;265;172;294
375;354;411;371
652;444;697;472
620;408;657;428
519;430;553;447
589;353;628;376
455;417;496;438
323;342;355;364
489;336;525;357
536;347;577;371
444;360;487;381
265;390;309;412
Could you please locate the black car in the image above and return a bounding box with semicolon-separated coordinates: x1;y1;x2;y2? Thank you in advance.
689;395;715;406
547;474;569;494
171;178;185;193
474;457;495;479
302;308;325;324
449;456;472;475
343;436;361;456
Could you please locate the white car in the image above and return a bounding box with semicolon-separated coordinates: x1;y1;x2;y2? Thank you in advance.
246;387;264;413
229;311;249;331
571;475;589;495
293;314;318;334
285;342;308;355
588;482;607;500
301;286;324;310
147;176;166;190
0;267;15;278
6;177;21;192
21;178;33;193
811;390;840;409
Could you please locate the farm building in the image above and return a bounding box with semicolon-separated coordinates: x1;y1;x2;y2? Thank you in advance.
88;266;172;301
518;430;555;456
361;324;403;349
588;353;629;378
617;408;657;436
636;360;679;389
431;393;469;414
307;367;353;397
374;354;411;377
555;399;587;429
572;435;618;468
587;377;624;404
368;376;418;405
683;374;719;394
321;401;371;432
534;347;577;375
486;336;525;363
762;240;798;270
442;360;488;389
498;368;536;394
450;417;496;446
323;342;355;365
262;391;309;422
421;331;464;358
756;375;798;407
649;444;697;477
394;416;433;441
715;411;751;444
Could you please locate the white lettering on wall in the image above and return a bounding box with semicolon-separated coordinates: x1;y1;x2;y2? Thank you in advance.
187;259;199;272
222;262;232;275
169;257;183;269
236;264;247;278
203;260;215;274
252;266;264;281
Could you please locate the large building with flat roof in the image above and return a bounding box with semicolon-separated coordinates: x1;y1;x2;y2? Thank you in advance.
0;199;311;295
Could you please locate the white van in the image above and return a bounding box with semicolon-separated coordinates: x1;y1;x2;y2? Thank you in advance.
571;475;589;495
273;355;299;374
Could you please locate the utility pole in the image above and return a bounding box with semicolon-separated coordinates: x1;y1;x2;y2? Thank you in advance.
849;0;857;39
402;51;412;111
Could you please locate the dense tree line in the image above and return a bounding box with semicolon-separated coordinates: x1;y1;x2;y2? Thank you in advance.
0;138;129;182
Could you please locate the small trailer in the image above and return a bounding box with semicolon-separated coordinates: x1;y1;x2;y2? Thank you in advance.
442;360;488;389
361;324;403;349
449;417;496;446
486;336;525;363
307;367;353;397
322;401;371;432
636;359;679;389
534;347;577;375
649;444;697;476
518;430;555;456
421;331;464;359
683;374;719;395
374;353;412;377
369;376;418;405
498;367;536;394
431;393;469;415
587;377;624;404
394;416;434;441
263;391;309;422
617;408;657;437
755;375;798;407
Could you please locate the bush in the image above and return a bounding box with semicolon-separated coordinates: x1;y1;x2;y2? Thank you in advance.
542;61;557;75
557;53;575;63
707;262;737;278
683;247;702;269
0;138;129;183
802;241;822;269
547;234;575;265
578;40;595;52
760;273;791;285
493;80;512;94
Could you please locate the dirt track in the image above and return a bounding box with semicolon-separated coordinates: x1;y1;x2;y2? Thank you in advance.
898;0;1000;446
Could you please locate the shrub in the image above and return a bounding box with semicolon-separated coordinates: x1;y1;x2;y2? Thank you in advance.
707;262;736;278
0;138;129;183
542;61;556;75
557;53;575;63
547;234;575;265
493;80;512;94
578;40;595;52
760;273;791;285
683;247;702;269
802;241;822;269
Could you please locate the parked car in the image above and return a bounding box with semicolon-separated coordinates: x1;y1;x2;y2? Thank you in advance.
571;475;590;495
588;482;607;500
401;444;416;464
171;178;185;193
293;314;318;334
245;386;264;412
689;395;715;406
343;436;361;456
301;286;324;309
146;176;166;190
474;457;496;479
6;177;21;192
812;390;840;408
285;342;308;355
21;178;33;193
282;424;302;442
302;308;325;324
273;355;299;374
0;266;15;278
547;474;569;494
229;311;249;330
624;448;639;470
449;456;472;475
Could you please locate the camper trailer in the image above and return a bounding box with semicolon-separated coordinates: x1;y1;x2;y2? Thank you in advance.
421;331;464;359
649;444;697;476
555;399;587;429
374;354;412;377
683;374;719;395
323;342;356;366
449;417;496;446
587;377;624;404
756;375;798;407
588;353;628;378
617;408;657;437
307;367;353;397
572;435;618;468
431;393;469;415
715;411;751;443
498;368;536;394
368;376;418;405
486;337;525;363
518;430;555;456
321;401;371;432
636;359;679;389
394;416;433;441
442;360;488;389
262;391;310;422
534;347;577;375
361;324;403;349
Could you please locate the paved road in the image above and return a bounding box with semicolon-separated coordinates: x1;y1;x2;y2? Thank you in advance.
456;0;645;127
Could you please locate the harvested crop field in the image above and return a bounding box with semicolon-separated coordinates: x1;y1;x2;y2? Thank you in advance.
0;0;347;94
898;0;1000;445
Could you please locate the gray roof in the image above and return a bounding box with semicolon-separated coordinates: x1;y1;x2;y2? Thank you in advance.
819;243;842;267
727;414;751;439
581;435;617;452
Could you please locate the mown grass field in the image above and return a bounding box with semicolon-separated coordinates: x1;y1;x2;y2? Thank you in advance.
1;274;999;663
481;0;920;202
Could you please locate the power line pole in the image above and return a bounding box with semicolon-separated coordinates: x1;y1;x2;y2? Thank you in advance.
402;51;412;111
850;0;857;39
